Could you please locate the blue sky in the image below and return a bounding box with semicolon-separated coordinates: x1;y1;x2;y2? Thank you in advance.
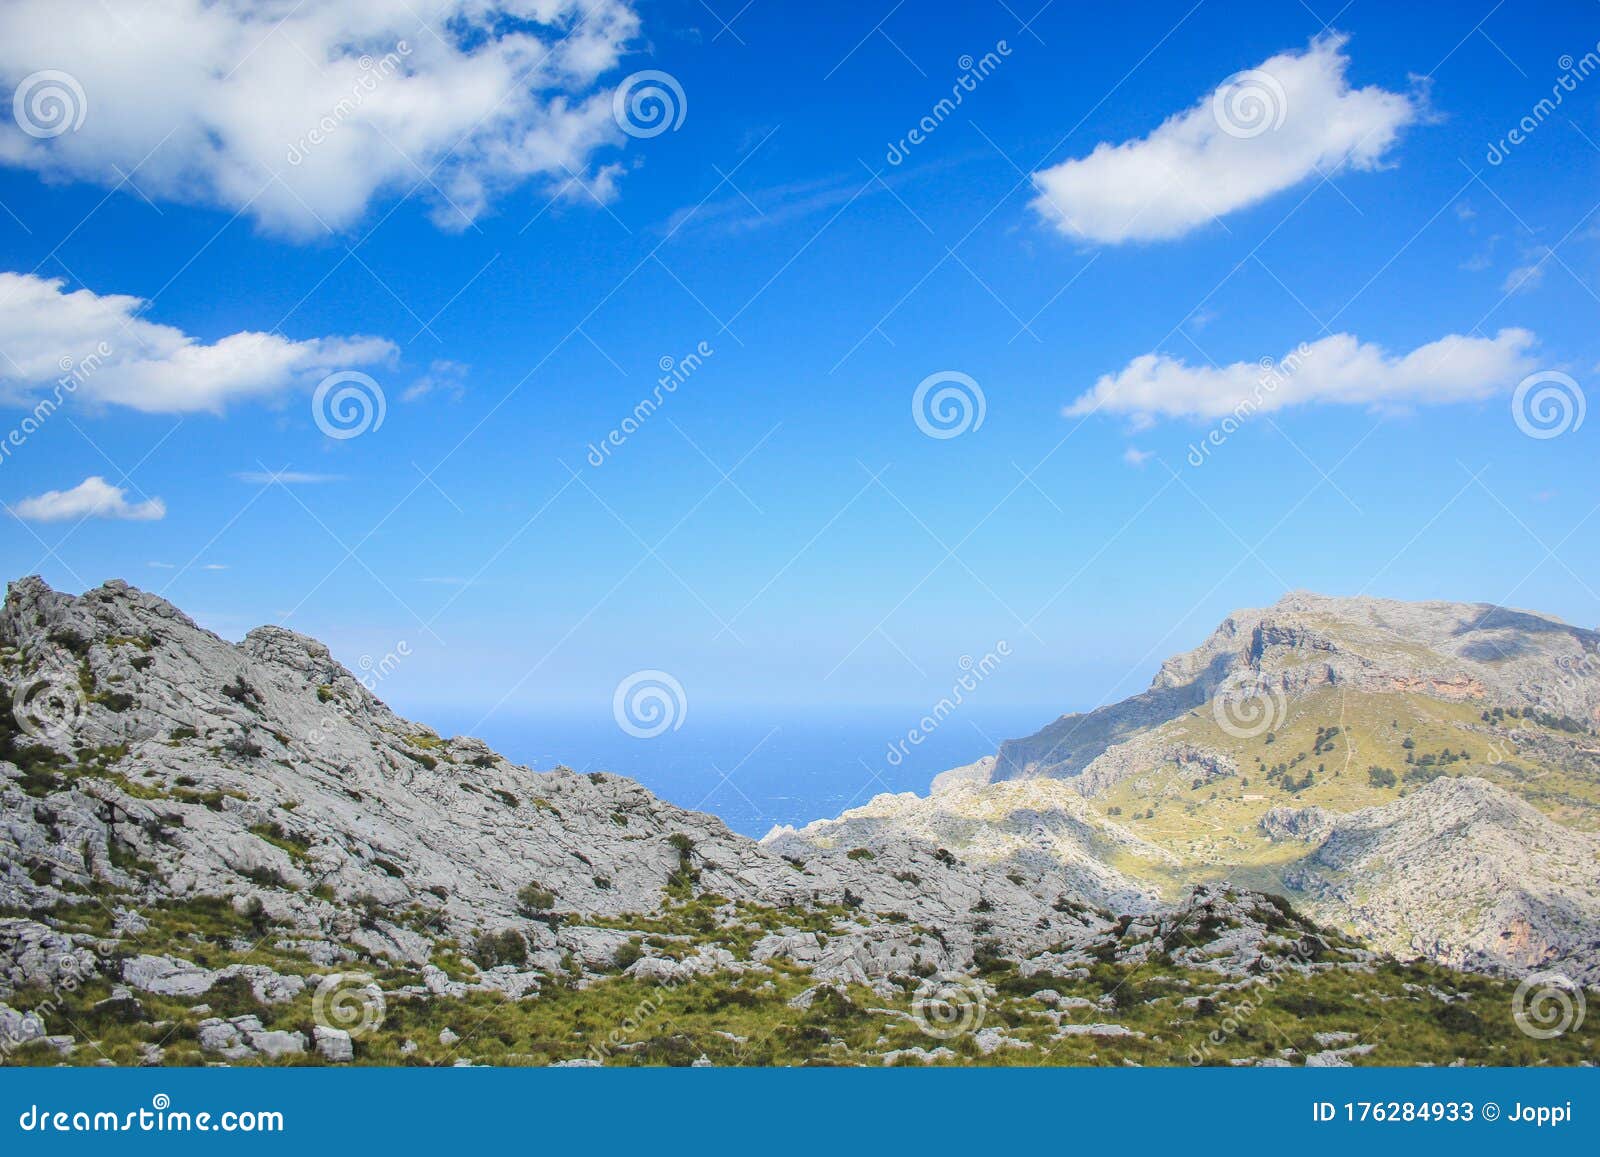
0;0;1596;735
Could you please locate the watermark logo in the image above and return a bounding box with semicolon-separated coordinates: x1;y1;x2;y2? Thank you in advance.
12;70;87;139
612;70;687;139
1;341;111;471
311;972;386;1038
1512;971;1586;1040
1487;45;1600;165
912;370;985;439
1187;344;1313;467
1510;966;1587;1043
1213;68;1287;139
287;42;412;165
312;371;386;440
357;640;410;692
1511;370;1584;440
885;41;1012;165
885;643;1011;767
1211;671;1287;740
11;669;84;742
910;973;987;1039
612;670;687;739
587;341;713;466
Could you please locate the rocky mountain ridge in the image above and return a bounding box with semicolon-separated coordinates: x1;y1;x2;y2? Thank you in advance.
903;590;1600;985
1;576;1595;1066
981;591;1600;785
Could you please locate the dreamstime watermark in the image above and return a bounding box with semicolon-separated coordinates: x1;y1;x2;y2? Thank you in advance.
587;341;714;466
16;1095;283;1134
1213;68;1287;139
311;972;386;1037
1187;344;1312;466
1187;932;1327;1064
612;669;687;738
1;342;111;469
910;972;988;1039
10;666;85;742
1486;45;1600;165
885;41;1012;165
307;641;408;746
1553;651;1600;693
11;69;87;138
0;932;127;1061
612;70;686;138
912;370;986;439
1511;971;1586;1040
286;42;412;165
1511;370;1585;439
884;643;1011;767
356;640;411;692
585;972;689;1062
313;370;386;439
1211;671;1288;740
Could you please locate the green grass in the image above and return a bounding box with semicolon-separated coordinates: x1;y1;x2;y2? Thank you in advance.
1095;687;1600;895
7;932;1591;1068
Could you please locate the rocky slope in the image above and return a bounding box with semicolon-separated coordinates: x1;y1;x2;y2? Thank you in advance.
0;576;1132;978
1;576;1594;1067
912;590;1600;986
1263;777;1600;981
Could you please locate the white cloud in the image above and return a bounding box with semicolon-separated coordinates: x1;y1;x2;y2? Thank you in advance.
402;359;469;402
0;272;394;414
0;1;642;237
13;476;166;522
1068;328;1537;421
1122;447;1155;467
1030;33;1418;244
1502;248;1551;294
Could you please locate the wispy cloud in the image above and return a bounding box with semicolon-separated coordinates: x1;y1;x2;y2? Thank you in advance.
1502;247;1552;295
403;360;470;403
663;174;870;237
234;470;346;485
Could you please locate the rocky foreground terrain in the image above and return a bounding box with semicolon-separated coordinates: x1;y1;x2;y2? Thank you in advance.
1;578;1595;1066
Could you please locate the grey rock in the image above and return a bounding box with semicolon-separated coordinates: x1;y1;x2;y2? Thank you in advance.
313;1024;354;1062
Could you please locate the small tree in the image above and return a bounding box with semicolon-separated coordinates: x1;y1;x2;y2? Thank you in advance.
517;882;555;914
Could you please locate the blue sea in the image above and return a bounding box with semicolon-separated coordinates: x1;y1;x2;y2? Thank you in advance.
422;705;1058;837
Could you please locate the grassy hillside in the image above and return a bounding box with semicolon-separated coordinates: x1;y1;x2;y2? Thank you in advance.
1093;688;1600;893
5;889;1592;1068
